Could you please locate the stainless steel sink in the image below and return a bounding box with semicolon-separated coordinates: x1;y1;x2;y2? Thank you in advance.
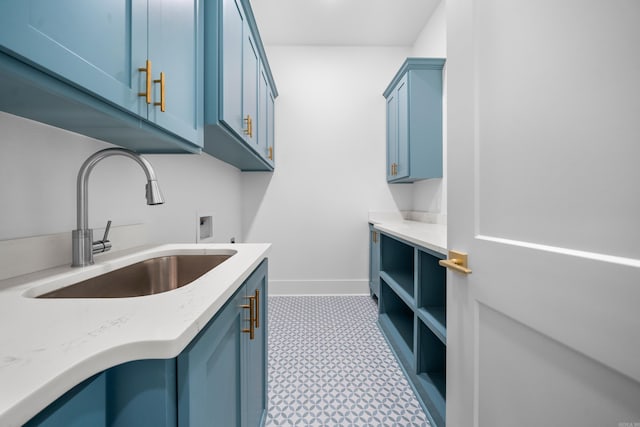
38;254;232;298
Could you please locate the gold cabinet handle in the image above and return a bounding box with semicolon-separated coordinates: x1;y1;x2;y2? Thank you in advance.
254;289;260;329
439;250;472;275
241;295;256;340
138;60;152;104
372;230;378;243
244;115;253;138
268;146;273;160
153;72;166;112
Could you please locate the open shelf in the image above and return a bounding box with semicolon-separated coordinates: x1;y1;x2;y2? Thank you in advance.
379;278;414;362
417;249;446;342
380;271;414;308
416;320;446;426
380;234;415;298
375;231;447;427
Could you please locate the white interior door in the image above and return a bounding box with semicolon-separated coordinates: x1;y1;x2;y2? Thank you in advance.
446;0;640;426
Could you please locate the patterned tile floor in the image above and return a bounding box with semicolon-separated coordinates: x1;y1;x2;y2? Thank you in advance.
265;296;429;427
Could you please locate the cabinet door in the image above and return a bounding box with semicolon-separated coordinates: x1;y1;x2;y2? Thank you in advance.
257;65;275;165
396;75;409;179
177;288;244;427
242;260;268;427
242;29;259;145
386;91;398;180
267;89;275;164
369;225;380;298
220;0;245;138
257;66;269;159
148;0;203;145
0;0;147;117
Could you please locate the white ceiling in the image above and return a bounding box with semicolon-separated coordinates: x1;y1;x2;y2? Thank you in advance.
249;0;441;46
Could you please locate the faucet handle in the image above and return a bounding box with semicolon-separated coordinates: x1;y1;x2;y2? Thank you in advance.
102;220;112;242
92;220;113;255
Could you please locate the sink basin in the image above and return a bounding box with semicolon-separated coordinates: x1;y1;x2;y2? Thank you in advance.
38;254;232;298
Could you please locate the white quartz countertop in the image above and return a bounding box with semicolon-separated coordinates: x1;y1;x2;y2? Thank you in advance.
372;220;447;255
0;243;270;427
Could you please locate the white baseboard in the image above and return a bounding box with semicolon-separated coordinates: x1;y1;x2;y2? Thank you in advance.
268;279;369;296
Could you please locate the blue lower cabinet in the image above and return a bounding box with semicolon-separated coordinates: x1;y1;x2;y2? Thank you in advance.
24;374;108;427
243;262;268;427
177;285;244;426
26;260;268;427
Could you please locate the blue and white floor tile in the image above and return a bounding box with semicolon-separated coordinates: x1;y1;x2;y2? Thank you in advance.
266;296;429;427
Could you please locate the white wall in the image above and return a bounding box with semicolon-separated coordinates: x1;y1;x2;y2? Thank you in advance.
411;0;447;215
242;46;413;294
0;111;243;246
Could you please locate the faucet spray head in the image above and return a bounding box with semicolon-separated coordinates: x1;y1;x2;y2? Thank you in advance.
146;180;165;205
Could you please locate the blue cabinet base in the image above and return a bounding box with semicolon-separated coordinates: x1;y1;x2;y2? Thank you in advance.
25;359;177;427
25;260;268;427
377;232;446;426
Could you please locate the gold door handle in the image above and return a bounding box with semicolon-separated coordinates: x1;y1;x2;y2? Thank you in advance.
138;60;152;104
241;295;256;340
154;72;166;112
439;250;472;275
268;146;273;160
244;115;253;138
254;289;260;329
372;230;378;243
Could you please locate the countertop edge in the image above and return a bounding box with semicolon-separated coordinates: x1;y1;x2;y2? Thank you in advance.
372;221;447;255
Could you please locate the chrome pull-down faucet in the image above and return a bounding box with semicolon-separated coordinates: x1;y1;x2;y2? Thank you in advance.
72;148;164;267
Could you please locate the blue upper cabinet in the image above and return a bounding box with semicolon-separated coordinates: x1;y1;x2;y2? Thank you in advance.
203;0;278;171
242;29;260;147
0;0;147;117
220;0;245;138
0;0;202;153
258;63;276;166
384;58;445;183
147;0;204;145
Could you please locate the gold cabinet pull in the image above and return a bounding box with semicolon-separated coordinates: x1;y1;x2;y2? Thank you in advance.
244;115;253;138
153;72;166;112
372;230;378;243
268;146;273;160
241;295;256;340
138;60;152;104
439;250;472;275
254;289;260;329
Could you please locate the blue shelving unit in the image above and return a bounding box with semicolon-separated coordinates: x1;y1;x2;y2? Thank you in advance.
377;232;447;427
